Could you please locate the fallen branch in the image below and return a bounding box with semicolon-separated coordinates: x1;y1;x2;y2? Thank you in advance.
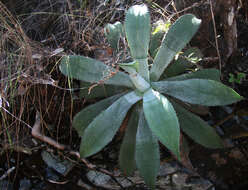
31;112;65;150
31;111;120;178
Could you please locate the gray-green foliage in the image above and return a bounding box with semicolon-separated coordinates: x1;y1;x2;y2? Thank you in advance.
104;21;123;51
59;4;243;189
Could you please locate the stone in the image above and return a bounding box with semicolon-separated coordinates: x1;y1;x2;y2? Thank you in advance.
41;150;74;176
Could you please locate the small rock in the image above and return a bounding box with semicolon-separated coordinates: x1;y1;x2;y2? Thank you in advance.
41;150;74;176
159;162;179;176
172;172;214;190
157;175;170;186
86;170;111;186
87;170;142;189
45;167;60;181
172;173;190;188
115;176;133;188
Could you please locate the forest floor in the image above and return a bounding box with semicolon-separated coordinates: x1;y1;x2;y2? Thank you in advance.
0;0;248;189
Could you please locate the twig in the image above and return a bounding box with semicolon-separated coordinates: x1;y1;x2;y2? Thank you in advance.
31;112;65;150
171;0;208;16
213;112;235;128
209;0;222;75
202;56;219;63
0;166;15;181
1;106;32;129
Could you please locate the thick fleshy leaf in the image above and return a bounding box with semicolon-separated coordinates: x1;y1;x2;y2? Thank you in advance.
136;58;150;81
59;55;134;88
104;21;123;50
161;47;203;79
159;59;192;80
79;82;129;99
171;100;223;148
143;89;180;159
73;93;124;136
165;69;220;82
150;14;201;81
125;4;150;59
124;4;150;80
119;104;140;176
152;79;243;106
119;61;139;73
136;110;160;189
80;91;142;157
175;99;209;116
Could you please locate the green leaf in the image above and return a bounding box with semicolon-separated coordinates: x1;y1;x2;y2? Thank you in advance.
160;59;191;79
228;73;235;83
125;4;150;59
143;89;180;159
136;110;160;189
171;100;223;148
161;47;203;79
119;104;140;176
228;72;246;84
165;69;220;82
104;21;123;50
73;93;124;136
125;4;150;81
79;82;129;99
136;58;150;81
237;72;246;81
80;91;142;157
150;14;201;81
59;55;134;88
152;79;243;106
119;61;139;73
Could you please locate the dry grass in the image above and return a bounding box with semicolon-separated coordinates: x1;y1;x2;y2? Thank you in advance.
0;0;69;158
0;0;127;157
0;1;34;148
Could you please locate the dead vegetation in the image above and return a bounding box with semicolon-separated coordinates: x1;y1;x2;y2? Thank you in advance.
0;0;248;189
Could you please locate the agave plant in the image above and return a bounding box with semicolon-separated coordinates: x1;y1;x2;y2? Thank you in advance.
59;4;243;189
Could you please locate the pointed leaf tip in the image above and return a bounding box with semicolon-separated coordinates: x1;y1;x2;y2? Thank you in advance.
152;79;243;106
136;110;160;189
150;14;201;81
171;100;224;149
